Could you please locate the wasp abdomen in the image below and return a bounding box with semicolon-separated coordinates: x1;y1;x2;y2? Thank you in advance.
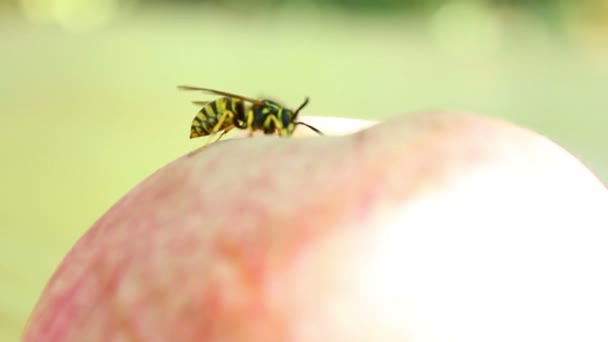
190;97;247;138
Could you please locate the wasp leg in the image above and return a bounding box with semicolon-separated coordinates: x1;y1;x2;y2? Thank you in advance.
212;126;235;144
267;116;286;136
203;111;234;147
247;122;255;137
243;110;256;137
203;132;217;147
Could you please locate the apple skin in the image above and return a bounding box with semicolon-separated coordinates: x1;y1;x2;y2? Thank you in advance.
23;113;608;342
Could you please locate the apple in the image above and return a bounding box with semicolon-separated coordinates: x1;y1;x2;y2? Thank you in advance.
23;112;608;341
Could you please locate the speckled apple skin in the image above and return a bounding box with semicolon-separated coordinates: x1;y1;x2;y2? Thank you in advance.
22;113;608;342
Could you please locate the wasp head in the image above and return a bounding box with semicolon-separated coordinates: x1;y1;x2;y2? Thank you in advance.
276;97;307;136
257;97;321;136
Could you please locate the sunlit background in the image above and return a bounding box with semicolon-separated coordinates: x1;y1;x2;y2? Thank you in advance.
1;0;607;339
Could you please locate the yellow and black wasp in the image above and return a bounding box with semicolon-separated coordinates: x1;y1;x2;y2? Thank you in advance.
178;85;323;146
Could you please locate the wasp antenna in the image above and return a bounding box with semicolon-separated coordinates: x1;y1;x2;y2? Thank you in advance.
295;122;324;136
294;97;310;117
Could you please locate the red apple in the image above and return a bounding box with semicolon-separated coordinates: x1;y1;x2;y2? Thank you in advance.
23;112;608;341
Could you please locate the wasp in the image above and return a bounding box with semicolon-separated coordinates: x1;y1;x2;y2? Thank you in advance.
178;85;323;146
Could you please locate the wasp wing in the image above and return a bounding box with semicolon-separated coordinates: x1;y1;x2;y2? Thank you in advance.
177;85;262;105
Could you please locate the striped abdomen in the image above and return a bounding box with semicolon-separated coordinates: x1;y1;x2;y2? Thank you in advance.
190;97;246;138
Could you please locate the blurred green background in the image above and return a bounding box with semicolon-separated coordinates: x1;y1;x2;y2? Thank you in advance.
1;0;607;339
